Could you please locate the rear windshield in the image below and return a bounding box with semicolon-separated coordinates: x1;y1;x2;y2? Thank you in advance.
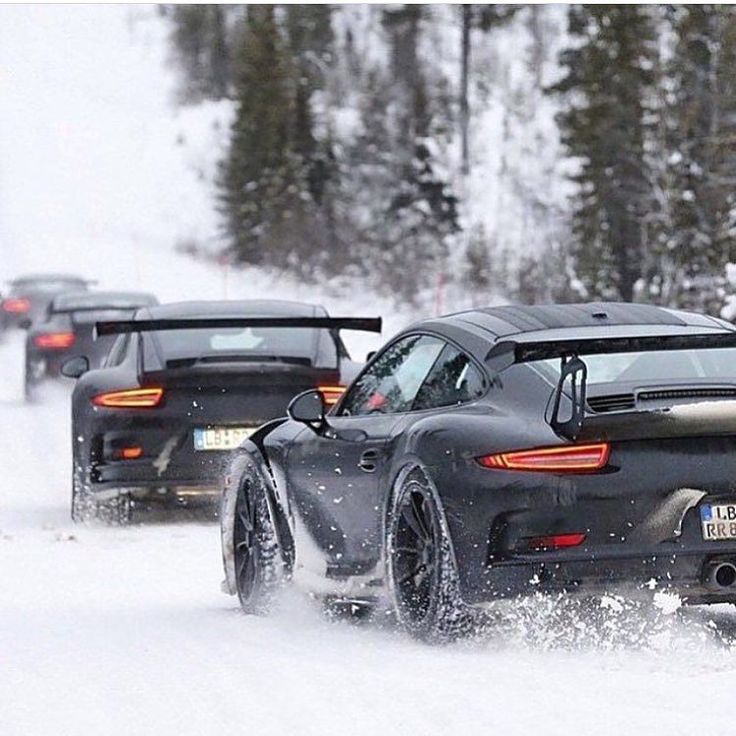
150;326;338;368
533;348;736;385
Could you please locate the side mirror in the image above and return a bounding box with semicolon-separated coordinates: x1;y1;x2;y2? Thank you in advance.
288;389;326;429
61;355;90;379
366;350;376;362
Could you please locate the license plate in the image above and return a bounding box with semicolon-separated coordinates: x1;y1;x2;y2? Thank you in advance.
193;426;255;451
700;503;736;541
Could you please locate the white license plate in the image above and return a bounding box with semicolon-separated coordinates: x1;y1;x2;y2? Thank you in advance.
193;426;255;451
700;503;736;541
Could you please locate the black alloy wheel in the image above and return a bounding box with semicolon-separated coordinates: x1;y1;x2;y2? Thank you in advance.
388;467;471;642
232;478;281;614
233;481;259;608
393;485;440;626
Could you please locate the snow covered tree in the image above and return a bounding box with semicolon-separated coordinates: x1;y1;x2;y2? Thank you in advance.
552;5;659;302
164;5;238;102
660;5;736;312
373;5;459;300
218;5;339;275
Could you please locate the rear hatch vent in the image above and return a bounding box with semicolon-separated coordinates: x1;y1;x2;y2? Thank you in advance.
638;388;736;403
587;393;636;413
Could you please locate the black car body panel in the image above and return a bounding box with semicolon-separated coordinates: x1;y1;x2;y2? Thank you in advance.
222;301;736;607
70;300;378;510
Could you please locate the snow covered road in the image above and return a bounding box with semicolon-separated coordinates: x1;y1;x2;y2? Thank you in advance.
2;351;736;736
2;6;736;735
2;348;736;736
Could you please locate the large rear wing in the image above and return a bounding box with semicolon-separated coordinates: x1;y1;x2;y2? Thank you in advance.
53;305;147;316
486;330;736;441
486;331;736;370
95;316;382;339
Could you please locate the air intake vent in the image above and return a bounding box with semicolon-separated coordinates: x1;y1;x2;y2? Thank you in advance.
587;393;636;413
638;388;736;403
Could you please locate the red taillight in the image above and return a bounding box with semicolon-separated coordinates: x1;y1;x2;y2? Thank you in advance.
116;446;143;460
527;533;587;551
3;298;30;313
92;387;164;408
478;443;610;473
318;385;346;406
33;332;76;349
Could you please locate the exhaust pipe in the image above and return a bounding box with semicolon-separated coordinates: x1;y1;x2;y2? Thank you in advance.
704;560;736;590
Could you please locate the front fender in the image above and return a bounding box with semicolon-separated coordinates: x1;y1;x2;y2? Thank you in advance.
220;441;292;595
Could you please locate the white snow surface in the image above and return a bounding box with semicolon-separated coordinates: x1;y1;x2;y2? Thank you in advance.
2;6;736;736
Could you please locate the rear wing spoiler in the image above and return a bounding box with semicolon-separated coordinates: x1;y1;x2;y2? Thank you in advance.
95;316;382;339
486;330;736;441
486;331;736;371
54;305;146;316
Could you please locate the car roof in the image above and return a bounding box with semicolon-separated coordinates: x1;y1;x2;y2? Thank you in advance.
136;299;328;320
402;302;736;360
9;273;87;285
432;302;732;338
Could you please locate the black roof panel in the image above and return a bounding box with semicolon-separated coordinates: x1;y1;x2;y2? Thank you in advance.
447;302;699;337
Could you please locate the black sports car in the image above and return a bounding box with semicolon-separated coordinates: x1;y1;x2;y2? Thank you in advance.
1;273;92;330
220;302;736;641
64;299;380;524
25;290;158;398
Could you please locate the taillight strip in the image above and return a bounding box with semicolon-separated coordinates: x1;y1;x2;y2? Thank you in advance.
33;332;76;349
92;387;164;408
478;443;610;473
318;385;346;406
2;298;30;313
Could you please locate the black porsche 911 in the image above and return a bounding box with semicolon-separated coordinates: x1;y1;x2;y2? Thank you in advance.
1;273;92;330
63;299;380;524
25;290;158;398
220;301;736;641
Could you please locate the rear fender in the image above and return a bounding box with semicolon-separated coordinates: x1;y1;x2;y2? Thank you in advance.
398;405;561;470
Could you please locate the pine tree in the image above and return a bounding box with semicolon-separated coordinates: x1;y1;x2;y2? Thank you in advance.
218;6;342;275
164;5;236;102
376;5;459;301
552;5;659;302
219;6;302;267
663;5;736;312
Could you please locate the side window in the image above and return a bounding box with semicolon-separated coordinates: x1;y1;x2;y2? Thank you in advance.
340;335;445;416
413;344;486;410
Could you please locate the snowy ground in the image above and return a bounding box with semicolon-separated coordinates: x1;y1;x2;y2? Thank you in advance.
2;6;736;736
3;347;736;736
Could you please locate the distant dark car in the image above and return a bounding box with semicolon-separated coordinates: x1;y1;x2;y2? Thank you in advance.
1;273;92;330
220;301;736;642
64;299;380;524
25;290;159;398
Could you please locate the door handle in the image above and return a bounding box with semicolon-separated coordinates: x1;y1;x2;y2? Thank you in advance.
358;448;380;473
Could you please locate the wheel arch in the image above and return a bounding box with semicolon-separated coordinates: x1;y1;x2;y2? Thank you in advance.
221;442;293;595
381;458;462;588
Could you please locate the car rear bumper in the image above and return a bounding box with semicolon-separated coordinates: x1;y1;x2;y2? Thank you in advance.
88;477;221;503
92;459;228;483
429;454;736;606
470;546;736;605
